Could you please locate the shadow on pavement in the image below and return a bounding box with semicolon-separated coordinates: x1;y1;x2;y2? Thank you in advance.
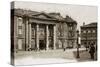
73;50;97;62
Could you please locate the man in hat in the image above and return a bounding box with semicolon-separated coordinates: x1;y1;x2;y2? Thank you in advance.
89;44;95;60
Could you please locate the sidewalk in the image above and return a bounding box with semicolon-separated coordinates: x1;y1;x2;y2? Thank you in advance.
15;48;86;59
73;50;97;61
15;58;77;66
14;48;97;65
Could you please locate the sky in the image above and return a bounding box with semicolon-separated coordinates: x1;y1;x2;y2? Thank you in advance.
14;1;98;30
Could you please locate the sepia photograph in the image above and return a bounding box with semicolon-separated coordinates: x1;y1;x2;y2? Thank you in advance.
11;1;97;66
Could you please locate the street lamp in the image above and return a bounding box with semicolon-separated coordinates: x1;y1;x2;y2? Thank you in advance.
76;30;80;58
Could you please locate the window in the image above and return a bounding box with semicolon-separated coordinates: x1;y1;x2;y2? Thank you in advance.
83;30;86;33
88;30;91;33
39;28;45;37
92;30;95;33
69;32;74;37
18;17;23;26
18;39;22;49
57;30;60;37
68;32;71;37
49;29;53;37
32;28;35;37
18;29;22;34
69;26;73;30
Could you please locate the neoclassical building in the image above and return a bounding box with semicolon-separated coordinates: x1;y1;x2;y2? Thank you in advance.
11;9;77;51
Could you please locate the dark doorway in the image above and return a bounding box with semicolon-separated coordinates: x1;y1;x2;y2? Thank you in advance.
39;40;46;50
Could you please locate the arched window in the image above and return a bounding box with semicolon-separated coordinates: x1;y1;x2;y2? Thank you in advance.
17;17;23;35
69;23;73;31
18;17;23;26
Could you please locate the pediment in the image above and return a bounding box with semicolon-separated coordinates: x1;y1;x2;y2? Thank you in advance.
32;13;55;20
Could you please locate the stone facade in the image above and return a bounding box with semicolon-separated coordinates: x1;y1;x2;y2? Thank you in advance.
80;22;97;47
11;9;77;51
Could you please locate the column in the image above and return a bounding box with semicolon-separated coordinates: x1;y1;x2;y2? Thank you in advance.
25;20;29;51
36;24;39;50
46;25;49;50
53;25;56;49
28;23;31;51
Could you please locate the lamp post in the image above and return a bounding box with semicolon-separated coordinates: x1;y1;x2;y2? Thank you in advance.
76;30;80;58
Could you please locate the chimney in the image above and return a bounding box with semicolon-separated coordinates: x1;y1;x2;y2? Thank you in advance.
83;22;85;26
57;13;60;15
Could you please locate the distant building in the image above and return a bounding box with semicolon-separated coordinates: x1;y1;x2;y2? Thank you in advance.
80;22;97;47
11;9;77;51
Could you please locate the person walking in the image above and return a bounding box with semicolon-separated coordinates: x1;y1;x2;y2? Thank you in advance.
89;44;95;60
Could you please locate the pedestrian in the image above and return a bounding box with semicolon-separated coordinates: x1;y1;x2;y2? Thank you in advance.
89;44;95;60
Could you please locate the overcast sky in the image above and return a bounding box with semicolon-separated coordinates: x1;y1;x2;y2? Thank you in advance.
14;1;98;30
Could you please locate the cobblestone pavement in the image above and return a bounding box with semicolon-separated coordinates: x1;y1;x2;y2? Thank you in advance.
14;48;97;65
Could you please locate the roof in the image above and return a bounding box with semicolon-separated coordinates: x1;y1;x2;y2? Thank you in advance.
64;16;77;24
13;9;40;17
12;9;77;24
48;13;65;21
81;22;97;28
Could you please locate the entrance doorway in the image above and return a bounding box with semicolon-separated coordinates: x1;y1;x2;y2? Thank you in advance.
39;40;46;50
